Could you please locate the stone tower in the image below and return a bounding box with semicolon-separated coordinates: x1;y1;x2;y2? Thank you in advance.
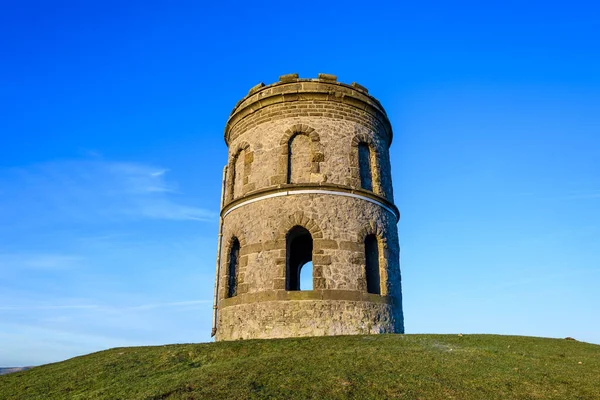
211;73;403;341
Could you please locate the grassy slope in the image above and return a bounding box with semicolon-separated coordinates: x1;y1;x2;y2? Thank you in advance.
1;334;599;400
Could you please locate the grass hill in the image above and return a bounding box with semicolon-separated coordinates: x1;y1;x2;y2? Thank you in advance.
1;334;599;399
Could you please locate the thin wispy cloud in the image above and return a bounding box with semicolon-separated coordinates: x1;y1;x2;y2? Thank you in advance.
565;191;600;200
0;304;100;311
149;169;168;178
0;300;210;312
125;300;212;311
0;159;216;226
0;253;83;271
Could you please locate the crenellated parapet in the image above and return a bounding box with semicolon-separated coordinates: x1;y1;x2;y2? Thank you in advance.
225;73;393;147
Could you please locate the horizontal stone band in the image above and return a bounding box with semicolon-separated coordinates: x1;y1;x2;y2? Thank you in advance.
220;289;396;308
222;186;400;221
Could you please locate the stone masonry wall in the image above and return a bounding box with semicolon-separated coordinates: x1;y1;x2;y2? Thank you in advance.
225;101;395;203
218;299;397;341
215;75;403;341
220;196;401;296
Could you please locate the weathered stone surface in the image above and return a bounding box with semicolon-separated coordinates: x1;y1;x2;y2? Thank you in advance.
215;75;403;341
318;73;337;82
219;300;396;340
279;73;299;82
224;111;395;202
247;82;265;96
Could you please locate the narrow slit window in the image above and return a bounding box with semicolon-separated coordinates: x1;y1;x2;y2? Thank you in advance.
286;226;313;291
227;238;240;298
358;143;373;191
365;234;380;294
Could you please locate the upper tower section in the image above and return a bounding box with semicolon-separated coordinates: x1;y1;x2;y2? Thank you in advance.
222;73;397;210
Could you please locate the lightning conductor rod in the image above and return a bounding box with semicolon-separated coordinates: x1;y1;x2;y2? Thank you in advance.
211;165;228;337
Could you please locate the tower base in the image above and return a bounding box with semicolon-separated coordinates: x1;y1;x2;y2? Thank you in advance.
215;290;403;341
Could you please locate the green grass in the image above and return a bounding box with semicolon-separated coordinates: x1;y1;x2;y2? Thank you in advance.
1;334;599;399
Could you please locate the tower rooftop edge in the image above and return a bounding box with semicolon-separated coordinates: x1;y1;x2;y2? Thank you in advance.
224;74;393;146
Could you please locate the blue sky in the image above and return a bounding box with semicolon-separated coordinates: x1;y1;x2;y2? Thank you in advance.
1;0;598;366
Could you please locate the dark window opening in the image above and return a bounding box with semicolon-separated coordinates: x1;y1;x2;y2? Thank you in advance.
365;234;380;294
227;238;240;298
358;143;373;191
287;138;292;184
286;226;313;291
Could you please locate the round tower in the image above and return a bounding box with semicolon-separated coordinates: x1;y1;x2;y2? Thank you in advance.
212;73;403;341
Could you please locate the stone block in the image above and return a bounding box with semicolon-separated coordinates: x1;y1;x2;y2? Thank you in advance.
318;73;337;82
314;239;339;250
273;278;285;290
339;241;362;252
279;73;299;82
351;82;368;93
313;254;332;265
247;82;265;95
243;242;263;254
270;175;287;185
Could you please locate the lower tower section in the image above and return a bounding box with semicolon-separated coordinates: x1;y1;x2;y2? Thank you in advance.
215;192;403;341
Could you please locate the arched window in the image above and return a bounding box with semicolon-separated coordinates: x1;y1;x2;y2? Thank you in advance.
358;143;373;191
227;238;240;298
287;133;312;184
286;226;313;291
364;234;380;294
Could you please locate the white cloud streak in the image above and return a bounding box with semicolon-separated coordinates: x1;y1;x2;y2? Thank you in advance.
0;159;216;225
0;305;100;311
125;300;212;310
0;300;211;312
0;253;83;271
